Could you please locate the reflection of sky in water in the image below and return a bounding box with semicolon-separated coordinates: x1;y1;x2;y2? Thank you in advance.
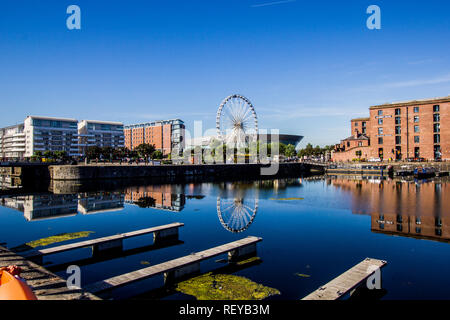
1;177;450;299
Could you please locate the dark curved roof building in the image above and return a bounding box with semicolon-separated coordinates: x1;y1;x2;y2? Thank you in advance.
257;133;304;148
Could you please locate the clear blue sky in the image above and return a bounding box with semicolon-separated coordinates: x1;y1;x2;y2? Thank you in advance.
1;0;449;147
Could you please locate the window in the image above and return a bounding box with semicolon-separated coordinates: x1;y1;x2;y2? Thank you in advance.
395;117;401;125
414;147;420;158
414;126;420;133
362;128;367;134
395;108;401;115
378;137;383;144
395;136;401;145
434;114;440;122
362;122;366;127
434;134;441;144
414;116;419;123
395;126;401;135
414;136;420;143
378;128;383;135
354;122;359;127
434;124;440;133
378;118;383;125
378;110;383;116
358;142;363;147
414;107;419;113
433;105;440;112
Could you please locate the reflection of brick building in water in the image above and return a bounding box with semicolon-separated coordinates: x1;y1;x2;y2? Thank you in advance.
330;177;450;243
125;185;185;212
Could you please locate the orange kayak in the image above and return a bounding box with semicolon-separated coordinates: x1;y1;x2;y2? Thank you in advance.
0;270;37;300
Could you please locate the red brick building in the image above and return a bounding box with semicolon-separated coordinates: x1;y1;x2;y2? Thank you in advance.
123;119;185;156
332;96;450;162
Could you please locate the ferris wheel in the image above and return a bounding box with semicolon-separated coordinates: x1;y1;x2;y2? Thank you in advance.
217;197;258;233
216;94;258;148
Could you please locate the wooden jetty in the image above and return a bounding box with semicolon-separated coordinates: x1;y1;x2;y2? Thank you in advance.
24;223;184;264
302;258;387;300
84;236;262;294
0;245;99;300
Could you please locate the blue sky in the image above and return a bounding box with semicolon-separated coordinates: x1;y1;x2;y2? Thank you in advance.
0;0;449;147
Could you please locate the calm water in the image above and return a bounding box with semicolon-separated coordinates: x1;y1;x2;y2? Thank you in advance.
1;176;450;300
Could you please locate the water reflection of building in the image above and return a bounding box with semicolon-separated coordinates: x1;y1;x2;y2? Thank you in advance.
125;185;185;212
1;194;78;221
78;192;125;214
330;177;450;243
1;191;125;221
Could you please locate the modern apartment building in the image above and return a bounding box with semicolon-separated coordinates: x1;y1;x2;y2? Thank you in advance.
0;116;125;160
24;116;79;158
333;96;450;161
0;124;26;160
78;120;125;156
124;119;185;156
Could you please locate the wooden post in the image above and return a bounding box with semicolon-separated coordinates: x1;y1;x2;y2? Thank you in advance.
164;262;200;284
228;243;257;262
92;239;123;255
154;227;179;243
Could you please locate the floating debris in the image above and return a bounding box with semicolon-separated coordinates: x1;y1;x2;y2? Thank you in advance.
176;272;280;300
12;231;94;252
269;198;304;201
215;258;228;264
186;195;206;200
295;273;311;278
140;261;151;265
236;256;261;266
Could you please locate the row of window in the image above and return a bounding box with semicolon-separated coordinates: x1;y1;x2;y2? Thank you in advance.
377;105;440;116
377;135;440;145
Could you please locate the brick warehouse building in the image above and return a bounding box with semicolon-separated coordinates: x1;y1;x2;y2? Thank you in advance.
124;119;185;156
332;96;450;162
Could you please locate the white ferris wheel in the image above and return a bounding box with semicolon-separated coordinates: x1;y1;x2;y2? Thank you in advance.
216;94;258;148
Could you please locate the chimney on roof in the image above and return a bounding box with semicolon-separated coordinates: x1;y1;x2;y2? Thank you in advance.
354;129;359;139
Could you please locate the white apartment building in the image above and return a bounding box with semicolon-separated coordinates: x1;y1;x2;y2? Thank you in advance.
77;120;125;156
0;116;125;160
0;124;26;160
24;116;80;158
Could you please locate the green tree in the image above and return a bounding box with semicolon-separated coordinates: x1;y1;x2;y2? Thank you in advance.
86;146;102;160
135;144;156;159
43;150;54;160
285;144;297;158
152;150;163;160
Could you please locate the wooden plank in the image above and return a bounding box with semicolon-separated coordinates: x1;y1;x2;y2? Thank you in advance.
85;236;262;294
0;246;100;300
25;223;184;258
302;258;387;300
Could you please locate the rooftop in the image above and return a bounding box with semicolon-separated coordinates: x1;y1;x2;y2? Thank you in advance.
370;96;450;109
81;120;124;126
342;133;369;141
26;116;78;122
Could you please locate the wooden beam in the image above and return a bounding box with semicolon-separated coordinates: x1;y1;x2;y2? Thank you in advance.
302;258;387;300
24;223;184;259
84;236;262;294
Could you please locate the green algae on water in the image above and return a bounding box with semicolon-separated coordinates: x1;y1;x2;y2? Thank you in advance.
176;272;280;300
12;231;94;252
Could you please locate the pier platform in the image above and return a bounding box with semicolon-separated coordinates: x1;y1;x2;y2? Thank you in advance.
0;245;99;300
